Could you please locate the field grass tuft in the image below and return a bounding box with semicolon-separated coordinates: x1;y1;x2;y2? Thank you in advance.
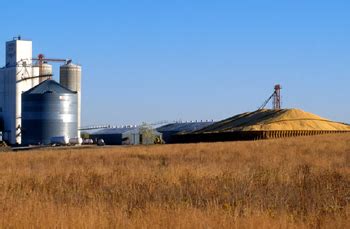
0;134;349;228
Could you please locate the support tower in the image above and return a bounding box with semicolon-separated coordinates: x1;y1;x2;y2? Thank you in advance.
273;84;281;110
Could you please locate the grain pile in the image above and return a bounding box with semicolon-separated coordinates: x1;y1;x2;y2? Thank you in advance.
196;109;350;133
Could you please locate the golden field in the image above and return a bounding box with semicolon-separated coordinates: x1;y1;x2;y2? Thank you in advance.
0;134;349;228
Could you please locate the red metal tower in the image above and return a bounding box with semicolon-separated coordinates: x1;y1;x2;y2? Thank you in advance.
273;84;281;110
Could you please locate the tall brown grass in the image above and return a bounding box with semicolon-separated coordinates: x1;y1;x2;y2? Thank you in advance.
0;134;349;228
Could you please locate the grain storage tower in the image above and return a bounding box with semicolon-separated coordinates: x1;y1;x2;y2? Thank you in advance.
32;54;55;83
0;37;41;145
35;63;53;83
0;36;82;145
60;62;81;137
21;80;78;145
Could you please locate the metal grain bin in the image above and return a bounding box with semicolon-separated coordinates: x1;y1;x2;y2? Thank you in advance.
21;80;78;145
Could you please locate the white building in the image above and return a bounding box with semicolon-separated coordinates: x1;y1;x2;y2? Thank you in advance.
0;37;40;145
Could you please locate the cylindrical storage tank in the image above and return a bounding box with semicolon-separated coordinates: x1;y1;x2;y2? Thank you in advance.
69;137;83;145
60;63;81;137
21;80;78;145
35;63;53;83
31;65;40;88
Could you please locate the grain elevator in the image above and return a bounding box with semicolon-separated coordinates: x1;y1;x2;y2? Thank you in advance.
0;36;82;145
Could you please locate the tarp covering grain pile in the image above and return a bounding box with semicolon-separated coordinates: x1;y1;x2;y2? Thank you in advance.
175;109;350;143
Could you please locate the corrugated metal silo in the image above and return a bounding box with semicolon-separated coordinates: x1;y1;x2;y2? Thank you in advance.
60;63;81;137
21;80;78;145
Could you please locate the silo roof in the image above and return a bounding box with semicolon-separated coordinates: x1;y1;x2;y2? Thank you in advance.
157;122;214;133
23;80;76;95
60;63;81;68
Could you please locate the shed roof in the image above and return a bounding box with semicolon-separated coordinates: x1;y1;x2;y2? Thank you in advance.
157;122;214;133
92;127;139;135
92;127;162;135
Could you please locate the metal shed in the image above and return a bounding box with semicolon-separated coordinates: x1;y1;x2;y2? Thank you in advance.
157;121;214;143
90;127;162;145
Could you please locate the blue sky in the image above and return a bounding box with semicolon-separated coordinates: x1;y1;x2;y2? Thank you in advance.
1;0;349;125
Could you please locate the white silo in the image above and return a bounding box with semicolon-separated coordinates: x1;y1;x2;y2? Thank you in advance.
60;62;82;137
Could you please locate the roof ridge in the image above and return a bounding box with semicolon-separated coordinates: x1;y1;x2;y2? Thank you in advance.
23;79;76;95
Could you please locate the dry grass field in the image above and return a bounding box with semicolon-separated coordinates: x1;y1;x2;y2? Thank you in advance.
0;134;349;228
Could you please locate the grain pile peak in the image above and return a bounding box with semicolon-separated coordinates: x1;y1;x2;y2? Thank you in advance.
196;109;350;133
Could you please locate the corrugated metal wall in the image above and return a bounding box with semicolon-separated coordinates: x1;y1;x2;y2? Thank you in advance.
21;82;78;145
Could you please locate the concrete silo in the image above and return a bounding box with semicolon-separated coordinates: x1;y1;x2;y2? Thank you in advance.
21;80;78;145
36;63;53;83
0;37;40;145
59;62;81;137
